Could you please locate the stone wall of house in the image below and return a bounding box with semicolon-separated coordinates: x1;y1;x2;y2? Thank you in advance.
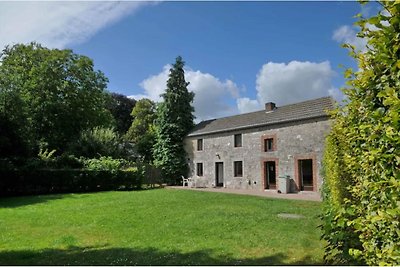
184;117;331;192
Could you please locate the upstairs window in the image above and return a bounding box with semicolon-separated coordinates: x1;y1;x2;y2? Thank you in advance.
234;161;243;177
197;139;203;151
234;134;242;147
196;163;203;176
264;138;274;152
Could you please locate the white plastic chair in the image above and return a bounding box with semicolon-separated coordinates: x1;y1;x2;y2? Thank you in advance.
182;176;189;187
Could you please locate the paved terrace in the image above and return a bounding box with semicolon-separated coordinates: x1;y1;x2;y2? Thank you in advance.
167;186;322;202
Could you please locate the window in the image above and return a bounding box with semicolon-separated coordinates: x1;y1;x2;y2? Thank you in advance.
264;138;274;152
234;134;242;147
234;161;243;177
196;162;203;176
197;139;203;151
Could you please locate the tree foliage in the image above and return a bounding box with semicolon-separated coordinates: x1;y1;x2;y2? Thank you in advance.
322;2;400;265
0;114;28;157
107;93;136;135
153;56;195;184
125;98;157;162
0;42;114;155
68;127;125;159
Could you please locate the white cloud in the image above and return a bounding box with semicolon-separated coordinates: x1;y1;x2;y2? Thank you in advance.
0;2;147;50
256;61;338;105
133;65;171;102
332;25;367;52
236;97;261;113
237;61;340;113
137;61;341;120
186;70;240;120
132;65;241;121
332;5;391;53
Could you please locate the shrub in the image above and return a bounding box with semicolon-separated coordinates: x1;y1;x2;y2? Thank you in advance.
321;119;363;265
321;2;400;265
0;168;142;196
83;156;124;173
69;127;126;159
0;155;143;196
53;154;84;169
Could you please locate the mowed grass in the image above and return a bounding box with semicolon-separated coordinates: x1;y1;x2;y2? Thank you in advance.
0;189;324;265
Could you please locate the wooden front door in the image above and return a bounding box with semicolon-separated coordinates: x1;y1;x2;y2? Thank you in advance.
299;159;313;191
265;161;276;189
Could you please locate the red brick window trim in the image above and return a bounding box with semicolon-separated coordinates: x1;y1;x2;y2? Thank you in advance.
261;133;277;152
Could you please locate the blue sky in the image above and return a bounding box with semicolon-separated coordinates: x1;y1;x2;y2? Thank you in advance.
0;1;378;121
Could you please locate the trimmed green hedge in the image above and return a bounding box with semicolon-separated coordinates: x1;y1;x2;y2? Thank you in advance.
0;168;142;196
321;2;400;265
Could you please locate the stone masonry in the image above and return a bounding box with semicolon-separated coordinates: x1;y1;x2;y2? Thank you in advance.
184;97;333;193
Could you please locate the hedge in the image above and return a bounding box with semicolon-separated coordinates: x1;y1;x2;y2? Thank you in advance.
321;2;400;265
0;168;142;196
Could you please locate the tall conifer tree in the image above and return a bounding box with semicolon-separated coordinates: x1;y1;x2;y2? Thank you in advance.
153;56;195;184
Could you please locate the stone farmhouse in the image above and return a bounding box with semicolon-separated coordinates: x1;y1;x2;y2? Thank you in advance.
184;96;334;193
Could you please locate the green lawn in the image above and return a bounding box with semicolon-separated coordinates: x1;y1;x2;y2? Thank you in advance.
0;189;324;265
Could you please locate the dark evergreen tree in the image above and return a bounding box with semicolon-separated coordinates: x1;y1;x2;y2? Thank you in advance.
153;56;195;184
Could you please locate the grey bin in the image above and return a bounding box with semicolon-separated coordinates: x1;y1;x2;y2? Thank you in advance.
278;175;291;194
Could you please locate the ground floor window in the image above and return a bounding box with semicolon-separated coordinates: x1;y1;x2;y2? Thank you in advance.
196;162;203;176
233;161;243;177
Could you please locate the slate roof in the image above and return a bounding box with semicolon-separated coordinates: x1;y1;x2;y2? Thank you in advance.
187;96;335;137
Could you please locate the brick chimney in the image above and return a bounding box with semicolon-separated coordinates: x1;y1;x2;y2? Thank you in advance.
265;102;276;111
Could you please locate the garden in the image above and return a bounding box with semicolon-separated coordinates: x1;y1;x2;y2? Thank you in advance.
1;1;399;265
0;189;324;265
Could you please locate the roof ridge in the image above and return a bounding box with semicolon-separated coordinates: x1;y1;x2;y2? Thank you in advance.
189;96;334;137
197;96;333;123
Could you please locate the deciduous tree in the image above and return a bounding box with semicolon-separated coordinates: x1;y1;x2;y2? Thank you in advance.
0;42;114;155
107;93;136;135
125;98;156;162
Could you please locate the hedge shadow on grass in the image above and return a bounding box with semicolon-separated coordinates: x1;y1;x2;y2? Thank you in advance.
0;194;68;208
0;245;322;266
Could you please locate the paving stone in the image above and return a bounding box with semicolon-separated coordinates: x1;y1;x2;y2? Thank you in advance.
277;213;305;219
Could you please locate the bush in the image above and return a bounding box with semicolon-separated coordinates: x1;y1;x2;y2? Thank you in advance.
83;156;125;173
69;127;128;159
53;154;84;169
0;168;142;196
0;155;144;196
321;2;400;265
321;122;363;265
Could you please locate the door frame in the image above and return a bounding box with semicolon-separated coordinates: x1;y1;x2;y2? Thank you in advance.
261;158;278;190
294;154;317;192
215;162;224;187
265;161;277;189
